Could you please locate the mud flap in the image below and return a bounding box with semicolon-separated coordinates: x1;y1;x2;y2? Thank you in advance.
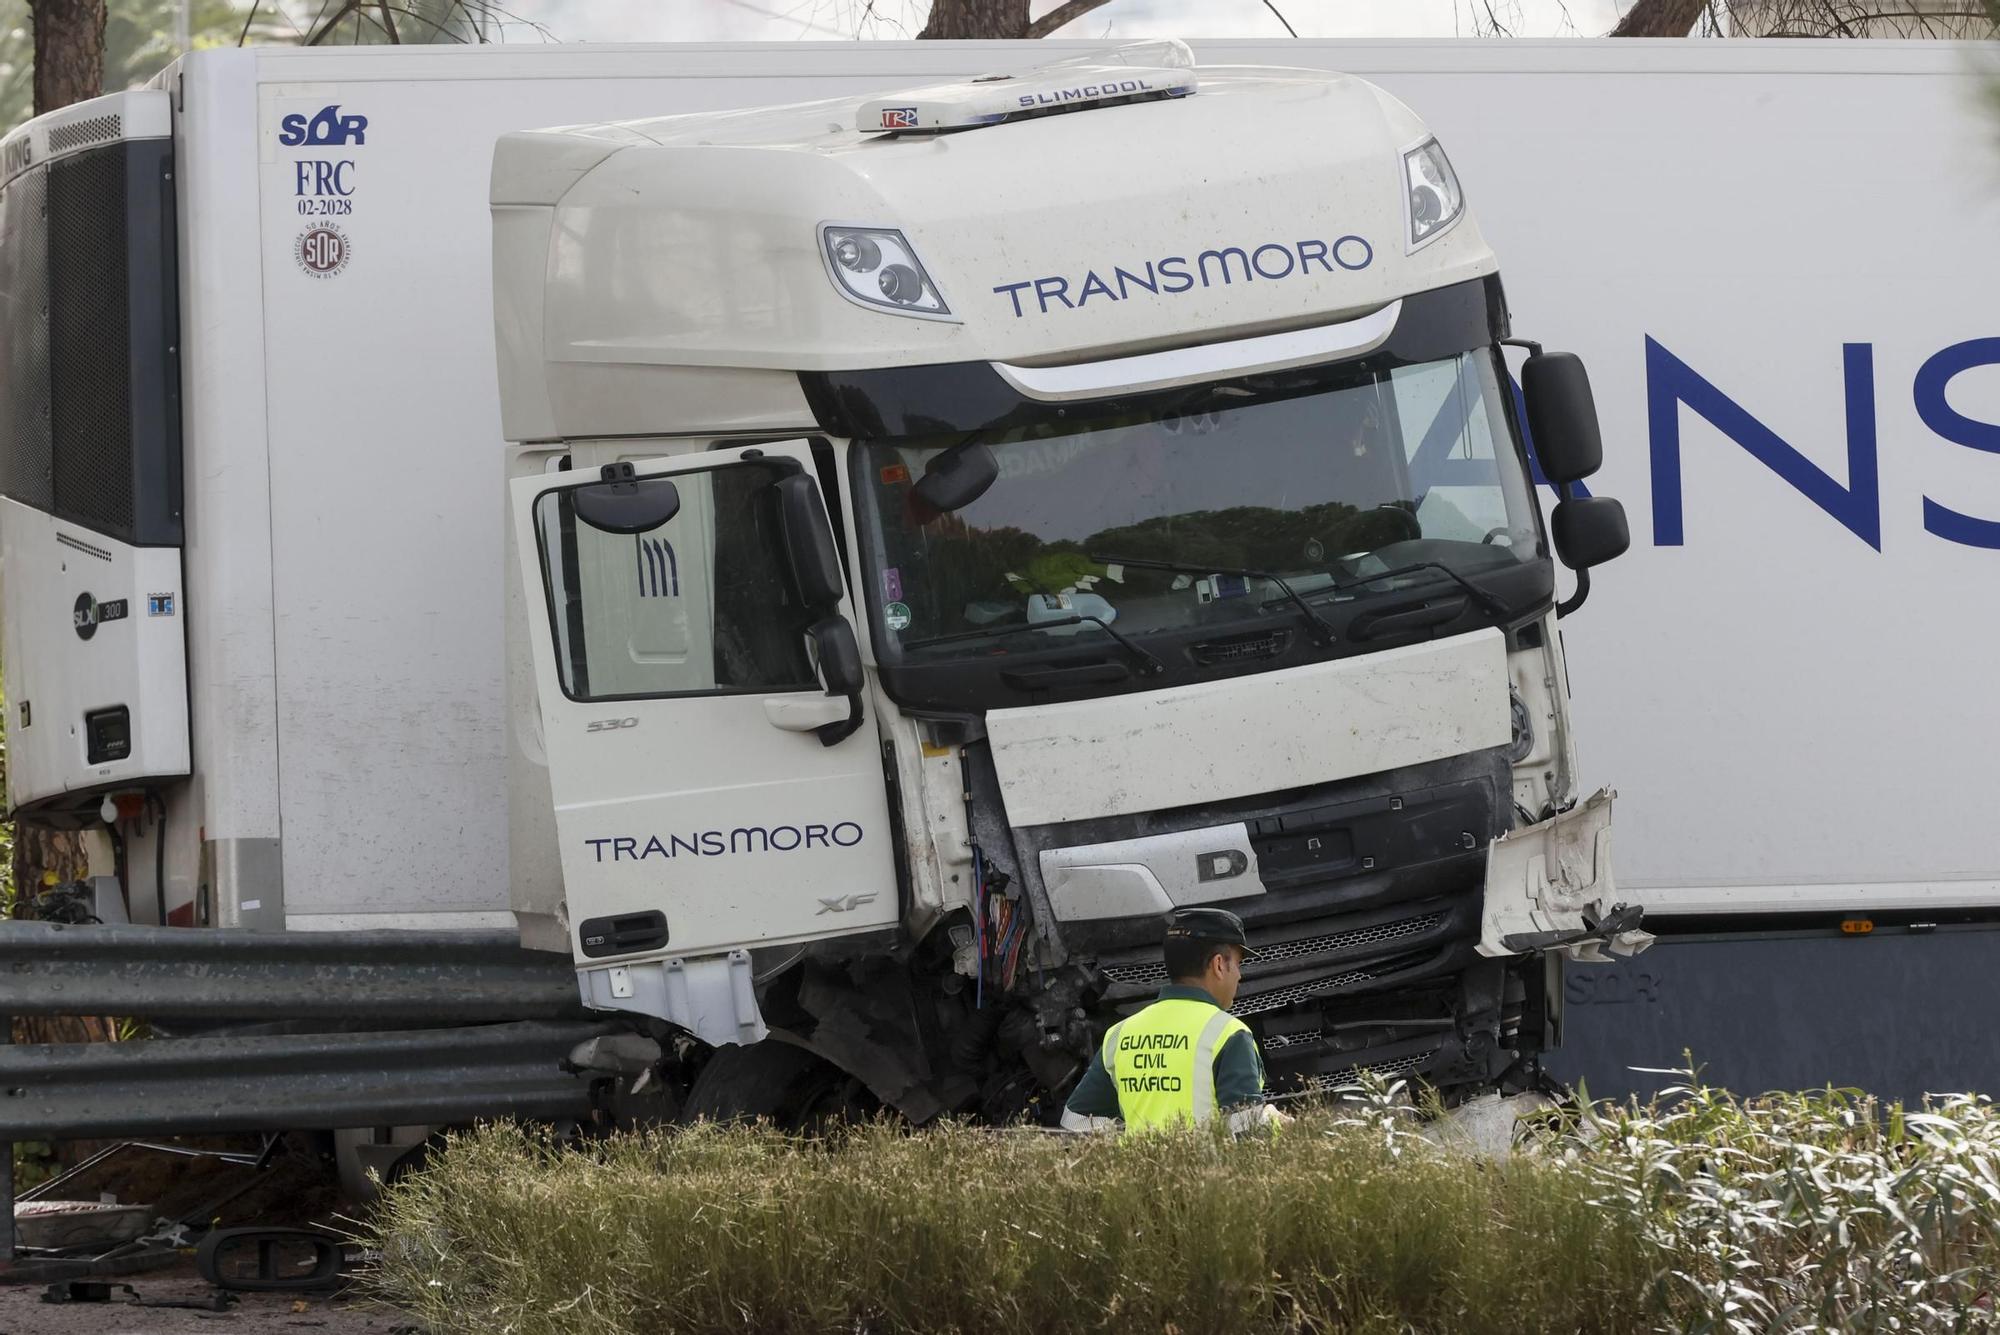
1478;789;1653;963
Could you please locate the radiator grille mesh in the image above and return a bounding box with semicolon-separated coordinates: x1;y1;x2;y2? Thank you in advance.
1303;1048;1440;1089
47;115;123;155
1102;913;1441;989
1229;968;1374;1017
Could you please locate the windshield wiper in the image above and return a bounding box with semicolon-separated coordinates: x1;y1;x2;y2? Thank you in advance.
1311;561;1512;620
901;613;1166;677
1089;553;1337;648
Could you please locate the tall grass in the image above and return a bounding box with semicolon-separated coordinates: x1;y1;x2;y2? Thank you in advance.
1543;1076;2000;1331
368;1107;1653;1335
366;1073;2000;1334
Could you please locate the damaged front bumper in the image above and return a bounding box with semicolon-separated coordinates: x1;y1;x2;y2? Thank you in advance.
1477;789;1653;963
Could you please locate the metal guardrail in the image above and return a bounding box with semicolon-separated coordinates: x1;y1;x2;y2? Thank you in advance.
0;922;583;1021
0;1020;612;1140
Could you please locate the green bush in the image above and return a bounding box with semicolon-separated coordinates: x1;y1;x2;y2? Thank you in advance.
366;1107;1654;1335
1542;1077;2000;1332
366;1073;2000;1333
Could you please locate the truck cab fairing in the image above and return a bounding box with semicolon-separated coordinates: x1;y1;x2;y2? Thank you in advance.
488;63;1500;444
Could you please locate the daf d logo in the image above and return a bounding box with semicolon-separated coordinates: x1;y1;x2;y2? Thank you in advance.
1196;849;1249;882
816;893;878;915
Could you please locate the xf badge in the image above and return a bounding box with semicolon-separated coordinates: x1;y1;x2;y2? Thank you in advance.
816;893;878;915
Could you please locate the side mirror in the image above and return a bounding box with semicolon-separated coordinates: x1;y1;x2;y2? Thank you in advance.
1522;352;1604;484
913;443;999;513
1552;496;1629;570
572;463;680;535
774;474;845;608
806;616;865;747
808;616;863;695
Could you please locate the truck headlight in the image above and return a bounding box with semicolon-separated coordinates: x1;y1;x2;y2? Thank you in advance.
1403;138;1464;250
820;224;952;318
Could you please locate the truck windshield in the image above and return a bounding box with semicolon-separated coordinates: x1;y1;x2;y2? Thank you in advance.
856;348;1542;667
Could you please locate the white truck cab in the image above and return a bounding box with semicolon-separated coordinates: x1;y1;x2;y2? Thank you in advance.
493;43;1645;1118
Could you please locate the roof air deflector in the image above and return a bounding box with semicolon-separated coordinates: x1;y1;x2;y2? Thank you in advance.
857;39;1198;136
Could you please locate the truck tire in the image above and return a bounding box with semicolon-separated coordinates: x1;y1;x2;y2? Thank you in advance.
679;1039;875;1129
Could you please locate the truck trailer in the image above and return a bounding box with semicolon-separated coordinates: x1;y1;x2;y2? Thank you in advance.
0;38;1637;1130
1;36;1992;1133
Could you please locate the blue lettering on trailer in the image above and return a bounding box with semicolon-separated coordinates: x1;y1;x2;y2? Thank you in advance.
1915;338;2000;548
293;160;356;197
1648;336;2000;551
279;105;369;148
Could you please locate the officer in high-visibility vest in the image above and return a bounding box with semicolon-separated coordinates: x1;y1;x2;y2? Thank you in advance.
1060;907;1284;1134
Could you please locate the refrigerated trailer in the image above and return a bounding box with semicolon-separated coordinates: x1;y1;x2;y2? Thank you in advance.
0;38;1994;1117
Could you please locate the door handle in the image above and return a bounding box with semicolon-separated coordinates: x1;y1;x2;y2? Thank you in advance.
763;695;852;732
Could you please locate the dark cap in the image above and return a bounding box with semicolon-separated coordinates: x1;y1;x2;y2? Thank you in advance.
1163;907;1262;959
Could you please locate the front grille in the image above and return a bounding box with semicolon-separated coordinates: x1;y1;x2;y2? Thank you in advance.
1255;914;1442;967
1190;628;1290;666
1101;961;1168;986
1304;1048;1439;1089
1230;968;1374;1016
1101;913;1442;988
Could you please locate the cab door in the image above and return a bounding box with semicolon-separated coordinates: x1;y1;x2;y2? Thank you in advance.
510;443;897;966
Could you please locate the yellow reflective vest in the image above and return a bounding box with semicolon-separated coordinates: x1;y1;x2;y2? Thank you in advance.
1101;996;1256;1133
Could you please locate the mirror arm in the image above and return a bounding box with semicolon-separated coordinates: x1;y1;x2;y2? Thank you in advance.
814;694;865;748
1556;567;1590;619
1553;480;1590;619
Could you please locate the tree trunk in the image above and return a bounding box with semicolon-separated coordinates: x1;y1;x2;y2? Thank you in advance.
1609;0;1707;34
920;0;1030;38
28;0;107;117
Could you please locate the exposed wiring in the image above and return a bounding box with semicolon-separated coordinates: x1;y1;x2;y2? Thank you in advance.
1000;902;1028;991
972;844;986;1009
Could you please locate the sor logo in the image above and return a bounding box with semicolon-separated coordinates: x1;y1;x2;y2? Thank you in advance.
295;224;350;279
279;105;368;148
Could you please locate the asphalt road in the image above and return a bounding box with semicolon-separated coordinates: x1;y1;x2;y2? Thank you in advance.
0;1265;415;1335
